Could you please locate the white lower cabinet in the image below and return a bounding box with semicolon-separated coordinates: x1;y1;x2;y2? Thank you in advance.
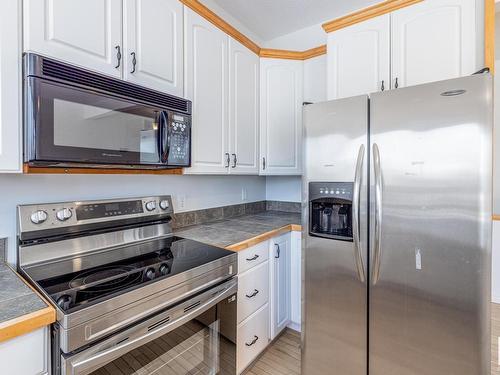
235;231;301;373
238;261;269;324
237;304;270;373
0;326;50;375
290;231;302;331
269;233;291;339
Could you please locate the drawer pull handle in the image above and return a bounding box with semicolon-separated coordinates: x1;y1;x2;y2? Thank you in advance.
246;254;259;261
245;335;259;347
245;289;259;298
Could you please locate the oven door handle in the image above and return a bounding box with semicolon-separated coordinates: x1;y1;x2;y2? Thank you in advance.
63;279;237;375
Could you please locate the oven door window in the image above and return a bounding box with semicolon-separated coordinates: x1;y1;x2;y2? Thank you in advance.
66;291;237;375
28;78;163;165
91;309;227;374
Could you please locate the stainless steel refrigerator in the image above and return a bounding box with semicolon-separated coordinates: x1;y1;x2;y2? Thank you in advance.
302;74;492;375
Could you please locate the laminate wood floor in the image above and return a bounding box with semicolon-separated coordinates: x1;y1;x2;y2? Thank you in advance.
244;329;301;375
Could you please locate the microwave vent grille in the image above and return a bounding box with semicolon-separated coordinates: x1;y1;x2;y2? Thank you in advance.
41;58;189;113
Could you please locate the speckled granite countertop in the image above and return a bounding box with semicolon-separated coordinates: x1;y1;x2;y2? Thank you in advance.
0;264;55;342
175;211;302;249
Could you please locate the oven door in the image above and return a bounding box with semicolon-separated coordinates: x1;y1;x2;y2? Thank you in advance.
60;279;237;375
25;76;169;167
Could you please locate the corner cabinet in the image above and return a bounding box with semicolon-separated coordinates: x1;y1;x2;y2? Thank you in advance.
260;59;303;175
24;0;123;78
184;8;259;175
327;0;480;99
0;0;22;172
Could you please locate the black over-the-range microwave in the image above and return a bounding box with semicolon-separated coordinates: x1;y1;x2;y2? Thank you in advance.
23;53;192;169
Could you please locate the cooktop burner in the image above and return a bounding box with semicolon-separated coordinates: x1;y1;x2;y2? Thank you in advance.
29;237;233;313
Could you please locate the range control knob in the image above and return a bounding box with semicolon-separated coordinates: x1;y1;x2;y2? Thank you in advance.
159;200;170;210
159;263;170;276
145;268;156;280
56;295;72;310
30;210;48;224
56;208;73;221
145;201;157;212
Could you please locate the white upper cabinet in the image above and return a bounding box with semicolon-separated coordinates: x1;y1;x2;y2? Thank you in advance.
327;15;390;100
229;39;259;175
184;8;229;174
124;0;183;96
260;59;303;175
391;0;477;88
0;0;22;172
24;0;123;78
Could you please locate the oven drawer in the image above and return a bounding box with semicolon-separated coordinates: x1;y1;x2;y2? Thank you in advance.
237;261;269;324
237;240;269;274
237;303;269;374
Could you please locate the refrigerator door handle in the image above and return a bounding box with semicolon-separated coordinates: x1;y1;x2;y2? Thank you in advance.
352;144;366;283
372;143;383;285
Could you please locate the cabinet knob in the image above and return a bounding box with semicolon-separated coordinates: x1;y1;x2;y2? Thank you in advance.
231;153;237;168
275;243;280;258
225;153;230;168
395;77;399;89
130;52;137;74
381;80;385;91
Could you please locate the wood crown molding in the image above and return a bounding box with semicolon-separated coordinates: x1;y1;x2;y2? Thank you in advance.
180;0;260;55
23;164;183;175
493;215;500;221
485;0;495;74
259;45;327;60
180;0;325;60
322;0;423;33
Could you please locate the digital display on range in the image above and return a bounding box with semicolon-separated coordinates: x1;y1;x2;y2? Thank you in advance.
76;200;144;220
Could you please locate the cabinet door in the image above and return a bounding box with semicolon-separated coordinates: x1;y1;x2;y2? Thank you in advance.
0;0;22;172
260;59;303;175
229;39;259;175
24;0;122;78
270;234;291;339
184;8;229;174
391;0;476;88
124;0;183;96
0;327;49;374
327;14;390;99
289;231;302;331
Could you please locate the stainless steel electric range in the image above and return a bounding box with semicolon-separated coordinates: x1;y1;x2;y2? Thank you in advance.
17;196;238;375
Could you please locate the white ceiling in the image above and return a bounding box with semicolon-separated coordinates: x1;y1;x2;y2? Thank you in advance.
208;0;381;41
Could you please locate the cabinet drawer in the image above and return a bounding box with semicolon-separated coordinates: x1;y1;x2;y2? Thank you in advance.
238;261;269;323
237;304;269;373
238;240;269;273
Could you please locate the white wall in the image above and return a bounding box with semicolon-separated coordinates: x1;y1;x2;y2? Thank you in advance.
0;174;266;264
265;176;301;202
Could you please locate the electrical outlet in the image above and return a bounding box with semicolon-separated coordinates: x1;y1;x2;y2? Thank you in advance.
241;188;247;201
177;194;186;210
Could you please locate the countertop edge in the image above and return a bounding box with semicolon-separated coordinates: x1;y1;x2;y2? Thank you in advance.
0;266;56;344
225;224;302;252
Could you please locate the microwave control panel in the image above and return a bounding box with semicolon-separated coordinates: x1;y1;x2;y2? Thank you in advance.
167;113;191;166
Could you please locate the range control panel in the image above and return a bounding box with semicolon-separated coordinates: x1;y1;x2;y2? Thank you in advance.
18;196;174;235
167;113;191;166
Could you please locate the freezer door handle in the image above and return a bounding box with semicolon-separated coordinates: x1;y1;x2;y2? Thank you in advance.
372;143;383;285
352;144;366;283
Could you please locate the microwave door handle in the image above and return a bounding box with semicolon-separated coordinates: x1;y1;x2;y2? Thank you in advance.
159;111;170;163
352;144;366;283
372;143;383;285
